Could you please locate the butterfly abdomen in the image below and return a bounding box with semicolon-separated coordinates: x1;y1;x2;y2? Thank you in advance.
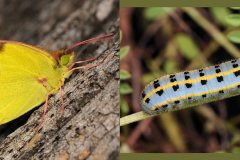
141;59;240;114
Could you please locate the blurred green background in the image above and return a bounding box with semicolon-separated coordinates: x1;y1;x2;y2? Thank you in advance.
120;7;240;153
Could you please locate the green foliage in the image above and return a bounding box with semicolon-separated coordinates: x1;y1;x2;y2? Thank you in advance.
144;7;174;20
175;33;200;60
120;46;129;60
226;14;240;27
227;30;240;43
163;59;177;73
210;7;230;27
120;30;132;115
120;83;133;95
120;95;129;115
120;70;131;80
226;7;240;44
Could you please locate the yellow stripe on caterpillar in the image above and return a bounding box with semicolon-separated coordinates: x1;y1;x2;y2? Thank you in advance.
151;81;240;111
143;66;240;102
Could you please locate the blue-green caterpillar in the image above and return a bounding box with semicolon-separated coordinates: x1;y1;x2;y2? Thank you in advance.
141;59;240;114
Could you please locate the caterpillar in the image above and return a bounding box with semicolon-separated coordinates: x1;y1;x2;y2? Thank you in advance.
141;59;240;114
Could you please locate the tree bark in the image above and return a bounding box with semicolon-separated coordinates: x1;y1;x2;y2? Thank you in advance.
0;0;119;159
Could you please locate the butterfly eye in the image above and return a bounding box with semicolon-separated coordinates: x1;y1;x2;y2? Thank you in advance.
60;55;70;66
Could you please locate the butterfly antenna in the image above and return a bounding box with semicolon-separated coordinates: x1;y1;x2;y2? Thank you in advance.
65;33;114;52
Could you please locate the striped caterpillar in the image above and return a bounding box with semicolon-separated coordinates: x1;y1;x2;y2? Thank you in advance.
141;59;240;114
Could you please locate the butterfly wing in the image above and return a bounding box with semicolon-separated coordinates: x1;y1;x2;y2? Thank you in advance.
0;41;62;124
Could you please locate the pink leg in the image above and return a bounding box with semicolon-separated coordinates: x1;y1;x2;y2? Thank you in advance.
68;52;114;72
73;57;98;64
68;57;98;70
37;93;51;130
69;63;102;72
59;81;64;115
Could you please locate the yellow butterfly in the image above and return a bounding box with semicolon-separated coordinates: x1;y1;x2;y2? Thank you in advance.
0;33;113;128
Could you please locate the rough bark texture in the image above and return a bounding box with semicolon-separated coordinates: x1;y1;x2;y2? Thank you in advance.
0;0;119;159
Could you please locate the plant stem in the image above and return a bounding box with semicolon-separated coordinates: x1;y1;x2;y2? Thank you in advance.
120;111;155;126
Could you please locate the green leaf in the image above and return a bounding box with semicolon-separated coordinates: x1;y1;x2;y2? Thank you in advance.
120;70;131;80
120;98;129;114
144;7;173;20
120;83;133;95
175;33;200;60
210;7;230;26
226;14;240;27
227;30;240;43
120;46;129;60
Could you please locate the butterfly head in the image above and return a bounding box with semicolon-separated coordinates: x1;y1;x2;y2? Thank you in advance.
51;50;75;80
52;50;75;67
59;52;75;67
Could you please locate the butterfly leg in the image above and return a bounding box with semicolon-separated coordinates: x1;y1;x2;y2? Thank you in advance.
69;63;102;72
37;93;51;130
68;57;98;70
59;80;64;115
68;49;113;72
